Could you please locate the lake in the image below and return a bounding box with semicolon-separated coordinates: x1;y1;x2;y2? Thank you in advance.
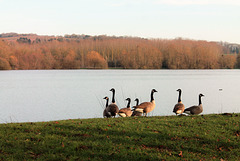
0;69;240;123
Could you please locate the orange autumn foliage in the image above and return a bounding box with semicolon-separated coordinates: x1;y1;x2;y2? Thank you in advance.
0;36;239;70
85;51;107;69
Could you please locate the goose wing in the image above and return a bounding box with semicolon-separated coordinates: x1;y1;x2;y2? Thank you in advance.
131;110;143;116
184;105;202;115
135;102;153;109
119;108;132;117
173;103;185;114
119;107;130;113
135;101;156;114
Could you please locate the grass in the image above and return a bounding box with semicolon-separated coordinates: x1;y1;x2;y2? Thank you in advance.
0;114;240;160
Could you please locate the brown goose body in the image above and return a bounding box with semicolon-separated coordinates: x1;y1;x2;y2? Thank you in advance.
173;89;185;115
184;104;203;115
131;98;142;117
118;98;132;117
106;103;119;117
173;102;185;115
135;101;155;113
106;88;119;117
103;109;111;118
118;108;132;117
132;111;141;116
184;94;204;115
134;89;157;116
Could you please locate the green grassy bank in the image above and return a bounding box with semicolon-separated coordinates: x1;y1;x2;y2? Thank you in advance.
0;114;239;160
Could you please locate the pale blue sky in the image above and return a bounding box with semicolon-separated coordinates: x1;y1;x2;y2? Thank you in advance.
0;0;240;43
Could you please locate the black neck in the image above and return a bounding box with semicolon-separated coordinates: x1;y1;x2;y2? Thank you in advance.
150;91;155;102
135;99;139;106
111;90;115;103
127;99;131;108
105;99;109;108
199;95;202;105
178;90;182;102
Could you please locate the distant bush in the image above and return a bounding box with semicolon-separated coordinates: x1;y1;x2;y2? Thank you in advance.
0;58;11;70
85;51;108;69
9;55;18;69
16;37;31;44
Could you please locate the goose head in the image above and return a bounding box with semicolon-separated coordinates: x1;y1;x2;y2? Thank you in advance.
152;89;158;93
199;94;204;97
125;98;131;101
177;89;181;92
103;96;109;100
110;88;115;92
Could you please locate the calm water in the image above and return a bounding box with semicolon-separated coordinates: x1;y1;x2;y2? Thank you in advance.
0;69;240;123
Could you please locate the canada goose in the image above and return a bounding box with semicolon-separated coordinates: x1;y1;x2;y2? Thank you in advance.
131;98;142;116
173;89;185;115
103;97;111;118
118;98;133;117
184;94;204;115
106;88;119;118
134;89;158;117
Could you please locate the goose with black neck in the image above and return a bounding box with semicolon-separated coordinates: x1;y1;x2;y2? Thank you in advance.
118;98;133;117
184;94;204;115
134;89;158;117
173;89;185;115
106;88;119;118
103;96;111;118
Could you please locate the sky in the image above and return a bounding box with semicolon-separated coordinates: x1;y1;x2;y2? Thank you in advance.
0;0;240;43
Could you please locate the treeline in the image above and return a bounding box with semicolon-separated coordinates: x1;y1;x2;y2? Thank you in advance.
0;33;38;38
0;36;239;70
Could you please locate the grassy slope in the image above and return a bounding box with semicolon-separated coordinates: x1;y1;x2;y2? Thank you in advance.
0;114;239;160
